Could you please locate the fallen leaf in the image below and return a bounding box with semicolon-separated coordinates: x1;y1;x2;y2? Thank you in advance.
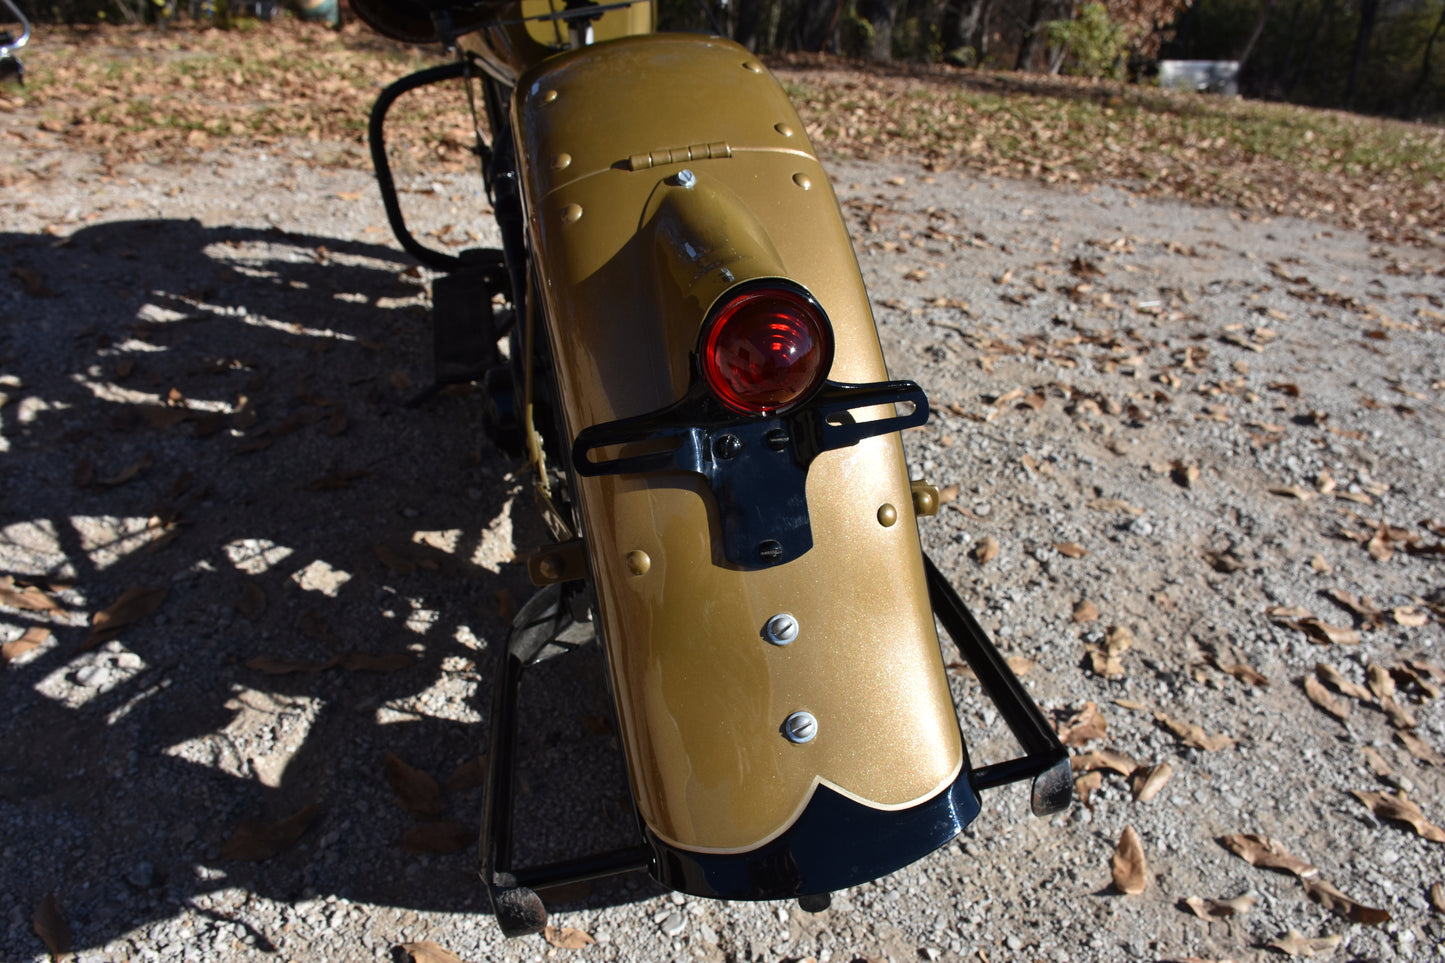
1397;730;1445;766
543;925;597;950
1315;663;1373;701
1088;498;1145;516
1218;834;1318;878
33;893;71;962
444;755;489;793
1380;695;1417;730
973;536;1000;564
236;582;266;621
400;821;474;854
1204;549;1245;573
1131;762;1173;802
1362;746;1393;777
1111;826;1147;894
1352;790;1445;843
1366;663;1396;700
1302;877;1390;924
1155;712;1234;751
1392;606;1429;627
1072;750;1138;776
1323;588;1384;628
1171;460;1200;488
1303;675;1350;722
2;626;51;665
1265;930;1342;957
1074;770;1103;806
1269;608;1360;646
1073;599;1101;623
1269;485;1316;501
1054;541;1087;558
1430;882;1445;913
219;802;321;861
97;452;155;487
0;575;63;612
1309;554;1333;573
400;941;466;963
86;585;167;647
1113;698;1151;712
1181;893;1256;920
1056;702;1107;747
338;652;415;673
385;753;445;818
1210;651;1268;687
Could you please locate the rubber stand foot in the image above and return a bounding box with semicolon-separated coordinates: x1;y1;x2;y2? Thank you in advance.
492;885;547;937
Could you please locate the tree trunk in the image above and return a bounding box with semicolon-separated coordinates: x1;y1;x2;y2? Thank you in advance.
1287;0;1335;95
1234;0;1274;68
1344;0;1379;107
1410;3;1445;114
732;0;766;51
1014;0;1049;71
858;0;898;61
794;0;844;52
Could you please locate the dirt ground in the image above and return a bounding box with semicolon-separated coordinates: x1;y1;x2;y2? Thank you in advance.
3;62;1445;963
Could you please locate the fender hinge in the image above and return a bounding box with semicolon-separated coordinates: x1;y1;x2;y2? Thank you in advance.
627;142;732;172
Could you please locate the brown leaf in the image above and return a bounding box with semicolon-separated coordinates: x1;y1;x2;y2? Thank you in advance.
1392;606;1430;627
1380;695;1417;730
219;802;321;861
2;626;51;665
0;575;63;612
97;451;155;487
1155;712;1234;751
1302;877;1390;925
1429;882;1445;913
1315;663;1373;701
1303;675;1350;722
1397;730;1445;767
1054;541;1087;558
1269;485;1316;501
1170;460;1200;488
338;652;415;673
33;893;71;962
1366;663;1396;700
1265;930;1342;957
973;536;1000;564
1210;651;1268;687
444;755;489;794
1181;893;1256;920
236;582;266;621
86;585;167;647
1218;834;1318;879
543;925;598;950
1324;588;1384;627
1074;770;1103;806
400;821;474;854
1056;702;1107;747
385;753;444;818
1352;790;1445;843
1130;762;1173;802
1088;498;1145;516
1111;826;1147;894
1072;750;1138;776
400;941;467;963
1362;746;1394;778
1072;599;1100;623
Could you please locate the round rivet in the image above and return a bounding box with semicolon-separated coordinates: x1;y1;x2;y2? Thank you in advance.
625;550;651;576
877;503;898;527
541;89;558;103
552;153;571;171
562;204;583;224
538;555;562;580
714;433;741;459
792;173;811;190
763;613;799;646
783;711;817;743
774;123;794;137
742;60;762;73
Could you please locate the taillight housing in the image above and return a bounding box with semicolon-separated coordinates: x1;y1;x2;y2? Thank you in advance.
699;283;834;416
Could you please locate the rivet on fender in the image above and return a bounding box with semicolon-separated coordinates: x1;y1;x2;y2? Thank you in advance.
562;204;583;224
742;60;762;73
877;503;898;527
552;153;572;171
774;123;794;137
625;550;651;576
792;173;812;190
541;89;558;103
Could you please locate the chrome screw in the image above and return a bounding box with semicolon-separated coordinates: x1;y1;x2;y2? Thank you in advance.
764;613;799;646
676;169;697;189
783;711;817;744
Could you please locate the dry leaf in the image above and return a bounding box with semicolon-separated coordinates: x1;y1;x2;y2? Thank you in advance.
1380;695;1417;730
1054;541;1087;558
1315;663;1373;701
1366;663;1396;700
245;654;332;675
2;626;51;666
1430;882;1445;913
1181;893;1256;920
973;536;1000;564
1396;730;1445;767
1113;698;1151;712
1210;651;1268;687
1171;460;1200;488
1303;675;1350;722
543;925;598;950
1266;931;1342;957
400;821;474;854
33;893;71;962
1269;485;1316;501
1074;770;1103;806
1324;588;1384;628
1155;712;1234;751
1393;606;1429;627
236;582;266;621
338;652;415;673
1073;599;1101;623
400;941;466;963
385;753;445;818
219;802;321;861
444;755;489;793
1111;826;1147;894
86;585;167;647
1362;746;1393;778
1352;790;1445;843
1072;750;1138;776
1088;498;1144;516
0;575;62;612
1056;702;1108;747
1302;877;1390;924
1131;762;1173;802
1218;834;1318;879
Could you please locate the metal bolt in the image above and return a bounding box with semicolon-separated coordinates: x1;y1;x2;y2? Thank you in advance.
757;540;783;563
783;711;817;744
714;433;741;459
765;428;790;451
676;169;697;189
763;613;799;646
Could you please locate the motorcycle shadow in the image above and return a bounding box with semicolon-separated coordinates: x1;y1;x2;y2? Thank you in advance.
0;218;659;955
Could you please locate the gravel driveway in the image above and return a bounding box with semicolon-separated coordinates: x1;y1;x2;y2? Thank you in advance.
2;132;1444;963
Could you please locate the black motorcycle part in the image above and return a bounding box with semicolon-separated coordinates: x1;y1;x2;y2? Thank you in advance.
479;554;1070;913
571;380;929;569
431;248;508;385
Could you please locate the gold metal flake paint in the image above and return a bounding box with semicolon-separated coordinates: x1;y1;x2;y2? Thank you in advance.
512;33;961;852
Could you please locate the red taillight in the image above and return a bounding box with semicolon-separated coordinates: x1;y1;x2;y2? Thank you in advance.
700;286;834;415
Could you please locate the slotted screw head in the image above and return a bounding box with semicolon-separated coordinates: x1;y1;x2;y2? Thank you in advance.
783;711;817;744
764;613;799;646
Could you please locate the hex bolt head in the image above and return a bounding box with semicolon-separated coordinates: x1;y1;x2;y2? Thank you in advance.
783;711;817;744
764;613;799;646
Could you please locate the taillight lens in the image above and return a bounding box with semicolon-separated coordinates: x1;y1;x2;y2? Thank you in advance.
700;285;834;415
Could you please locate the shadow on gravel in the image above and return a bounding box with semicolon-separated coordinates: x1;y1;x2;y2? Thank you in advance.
0;219;657;954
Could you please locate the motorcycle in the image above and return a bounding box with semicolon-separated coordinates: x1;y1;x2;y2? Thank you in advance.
353;0;1071;937
0;0;29;86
